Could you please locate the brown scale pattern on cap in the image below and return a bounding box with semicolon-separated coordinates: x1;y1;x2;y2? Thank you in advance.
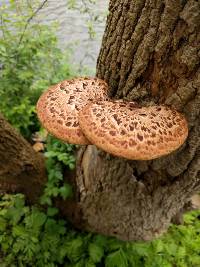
79;101;188;160
36;77;109;144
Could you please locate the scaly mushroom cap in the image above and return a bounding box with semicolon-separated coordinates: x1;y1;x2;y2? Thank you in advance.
78;101;188;160
36;77;109;144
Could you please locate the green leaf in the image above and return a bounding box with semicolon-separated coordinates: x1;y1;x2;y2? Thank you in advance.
153;239;164;253
40;195;52;206
5;206;24;225
88;243;104;263
25;208;47;229
176;246;186;259
107;238;123;252
14;195;25;209
59;184;73;199
85;258;96;267
106;249;128;267
93;235;108;248
65;238;85;262
45;151;58;158
133;242;151;257
12;225;28;238
47;207;59;217
0;217;7;231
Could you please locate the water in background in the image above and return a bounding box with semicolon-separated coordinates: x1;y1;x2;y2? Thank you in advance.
36;0;109;73
1;0;109;72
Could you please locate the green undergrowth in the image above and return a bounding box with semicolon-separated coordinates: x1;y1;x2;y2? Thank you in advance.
1;1;200;267
0;135;200;266
40;135;77;206
0;1;75;138
1;134;199;266
0;194;199;267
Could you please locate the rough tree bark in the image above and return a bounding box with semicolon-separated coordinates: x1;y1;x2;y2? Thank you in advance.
71;0;200;241
0;113;46;202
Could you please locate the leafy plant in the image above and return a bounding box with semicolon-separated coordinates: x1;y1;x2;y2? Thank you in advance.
67;0;106;39
1;2;200;267
0;194;66;267
0;0;74;137
0;193;200;267
40;135;77;206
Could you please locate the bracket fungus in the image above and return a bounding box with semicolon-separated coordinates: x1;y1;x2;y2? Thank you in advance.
36;77;109;144
78;101;188;160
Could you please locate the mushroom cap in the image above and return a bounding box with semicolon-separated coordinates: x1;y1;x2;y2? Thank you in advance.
78;101;188;160
36;77;109;144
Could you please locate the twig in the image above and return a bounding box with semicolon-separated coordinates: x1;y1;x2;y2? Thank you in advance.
17;0;48;47
0;15;6;41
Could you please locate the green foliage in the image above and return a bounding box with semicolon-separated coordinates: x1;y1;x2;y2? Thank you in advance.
0;1;74;137
67;0;106;39
0;194;66;266
40;135;77;206
1;2;200;267
0;193;200;266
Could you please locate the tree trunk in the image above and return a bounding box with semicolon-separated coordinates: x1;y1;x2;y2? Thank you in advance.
72;0;200;241
0;113;46;202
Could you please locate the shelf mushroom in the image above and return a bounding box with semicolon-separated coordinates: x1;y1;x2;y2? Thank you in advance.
78;101;188;160
36;77;109;144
